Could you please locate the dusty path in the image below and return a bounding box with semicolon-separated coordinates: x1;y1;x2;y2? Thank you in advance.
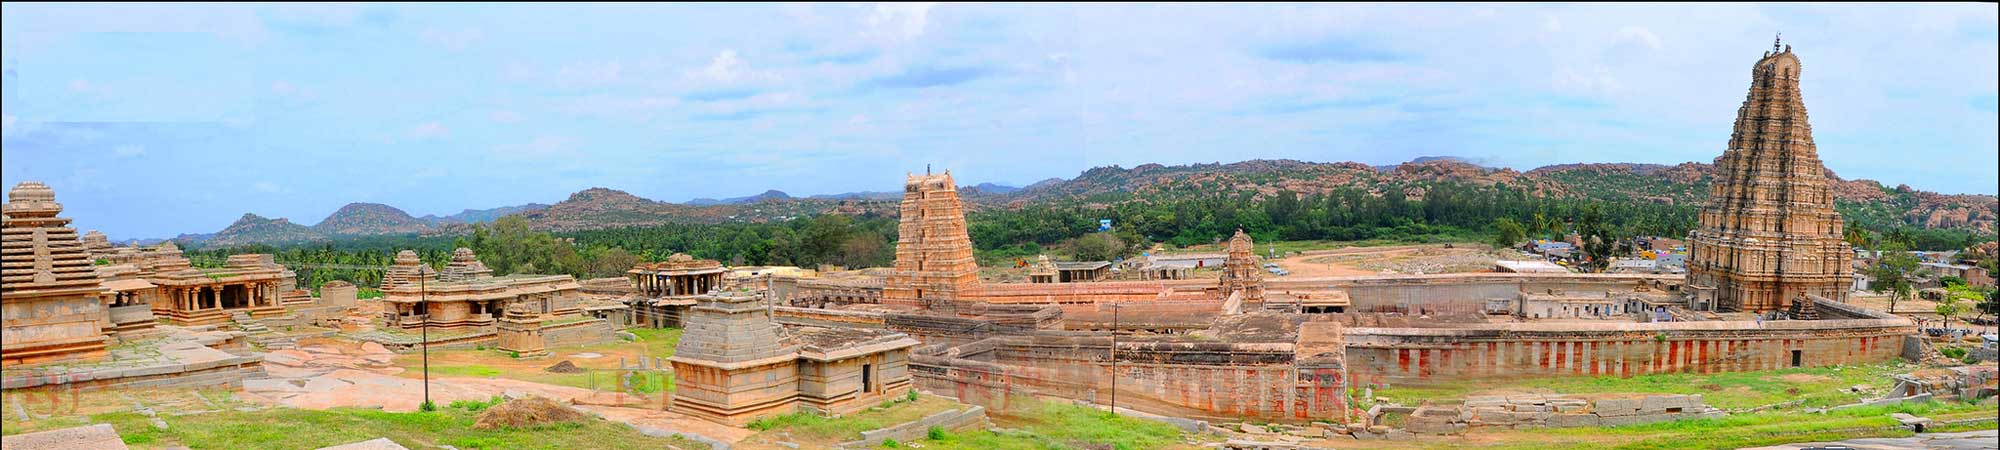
242;339;749;445
1269;244;1505;278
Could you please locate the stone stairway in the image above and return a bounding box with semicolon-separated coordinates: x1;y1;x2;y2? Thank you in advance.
231;311;271;334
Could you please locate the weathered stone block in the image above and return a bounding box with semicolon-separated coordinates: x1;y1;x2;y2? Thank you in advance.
1546;414;1600;428
1594;398;1640;416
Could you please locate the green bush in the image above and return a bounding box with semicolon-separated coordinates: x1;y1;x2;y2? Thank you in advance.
906;389;920;403
419;400;438;412
1939;346;1968;359
881;438;901;448
927;426;947;440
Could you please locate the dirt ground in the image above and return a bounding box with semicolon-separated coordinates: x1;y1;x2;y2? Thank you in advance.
1269;244;1517;278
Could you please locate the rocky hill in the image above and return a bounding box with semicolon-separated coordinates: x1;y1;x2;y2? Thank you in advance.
422;203;550;224
312;203;434;236
204;213;325;246
184;158;1997;246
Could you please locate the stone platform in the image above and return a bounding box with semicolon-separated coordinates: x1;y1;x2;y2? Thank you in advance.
1;327;262;392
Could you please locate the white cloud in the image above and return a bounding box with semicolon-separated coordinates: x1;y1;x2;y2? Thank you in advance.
864;3;935;41
1617;26;1662;51
1554;66;1622;96
490;110;524;124
692;50;746;83
407;121;449;139
113;145;146;158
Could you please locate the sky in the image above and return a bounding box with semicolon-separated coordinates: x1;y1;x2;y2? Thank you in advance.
3;3;1996;240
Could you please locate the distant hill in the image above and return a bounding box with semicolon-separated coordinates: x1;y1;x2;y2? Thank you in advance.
688;189;793;205
312;203;433;236
178;157;1997;246
422;203;551;224
201;213;325;246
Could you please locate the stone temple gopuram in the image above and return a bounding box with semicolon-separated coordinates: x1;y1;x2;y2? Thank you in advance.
881;169;980;311
1686;40;1854;314
1;182;114;366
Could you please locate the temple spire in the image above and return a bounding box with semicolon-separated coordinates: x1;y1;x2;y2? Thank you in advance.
1771;32;1782;54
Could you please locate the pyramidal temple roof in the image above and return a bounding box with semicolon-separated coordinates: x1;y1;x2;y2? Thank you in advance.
2;182;107;298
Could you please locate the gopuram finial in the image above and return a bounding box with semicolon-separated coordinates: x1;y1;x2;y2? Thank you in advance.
1772;32;1782;54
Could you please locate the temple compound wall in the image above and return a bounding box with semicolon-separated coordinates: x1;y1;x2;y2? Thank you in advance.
378;248;583;331
1342;298;1910;388
1294;273;1681;313
909;325;1350;422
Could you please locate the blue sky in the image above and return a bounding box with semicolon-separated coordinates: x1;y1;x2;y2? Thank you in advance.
3;3;1996;240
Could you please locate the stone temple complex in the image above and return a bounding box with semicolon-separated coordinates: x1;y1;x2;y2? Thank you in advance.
2;39;1969;446
1687;42;1854;314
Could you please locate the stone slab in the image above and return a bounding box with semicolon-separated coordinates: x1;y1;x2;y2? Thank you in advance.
0;424;129;450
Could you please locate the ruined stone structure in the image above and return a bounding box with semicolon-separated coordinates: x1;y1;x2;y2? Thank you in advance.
882;171;980;311
1;182;114;366
670;290;918;425
379;248;583;330
1687;42;1853;313
626;253;725;328
495;302;549;358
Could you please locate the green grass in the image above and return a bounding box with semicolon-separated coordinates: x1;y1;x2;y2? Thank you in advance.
61;405;706;450
910;398;1187;450
1453;400;1995;450
744;393;955;444
422;365;503;378
1375;362;1910;410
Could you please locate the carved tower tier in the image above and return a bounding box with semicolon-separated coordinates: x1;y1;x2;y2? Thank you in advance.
1686;41;1853;314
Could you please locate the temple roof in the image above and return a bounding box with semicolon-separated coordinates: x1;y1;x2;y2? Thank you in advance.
2;182;108;299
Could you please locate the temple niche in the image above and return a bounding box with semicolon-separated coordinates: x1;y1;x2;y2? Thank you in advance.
1;182;115;366
881;170;980;312
1686;42;1854;314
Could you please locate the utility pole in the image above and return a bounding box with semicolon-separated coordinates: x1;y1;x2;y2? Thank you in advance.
1108;303;1120;416
420;265;431;410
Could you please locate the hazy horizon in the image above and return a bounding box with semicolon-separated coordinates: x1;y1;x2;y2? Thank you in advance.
4;3;1996;240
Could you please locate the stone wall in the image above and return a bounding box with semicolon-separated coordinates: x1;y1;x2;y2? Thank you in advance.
912;335;1348;422
543;318;615;347
1301;273;1674;310
1343;312;1911;387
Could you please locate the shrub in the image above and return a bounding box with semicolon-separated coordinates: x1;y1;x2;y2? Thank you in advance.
450;395;505;412
420;400;438;412
508;350;521;359
1939;346;1968;359
927;426;946;440
906;389;919;402
881;438;901;448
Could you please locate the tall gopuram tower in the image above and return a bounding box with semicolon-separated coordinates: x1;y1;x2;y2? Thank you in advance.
2;182;114;366
881;169;980;311
1686;40;1853;314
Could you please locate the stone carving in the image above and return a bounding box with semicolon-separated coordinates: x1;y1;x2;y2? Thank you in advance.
882;170;980;310
1687;44;1853;313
